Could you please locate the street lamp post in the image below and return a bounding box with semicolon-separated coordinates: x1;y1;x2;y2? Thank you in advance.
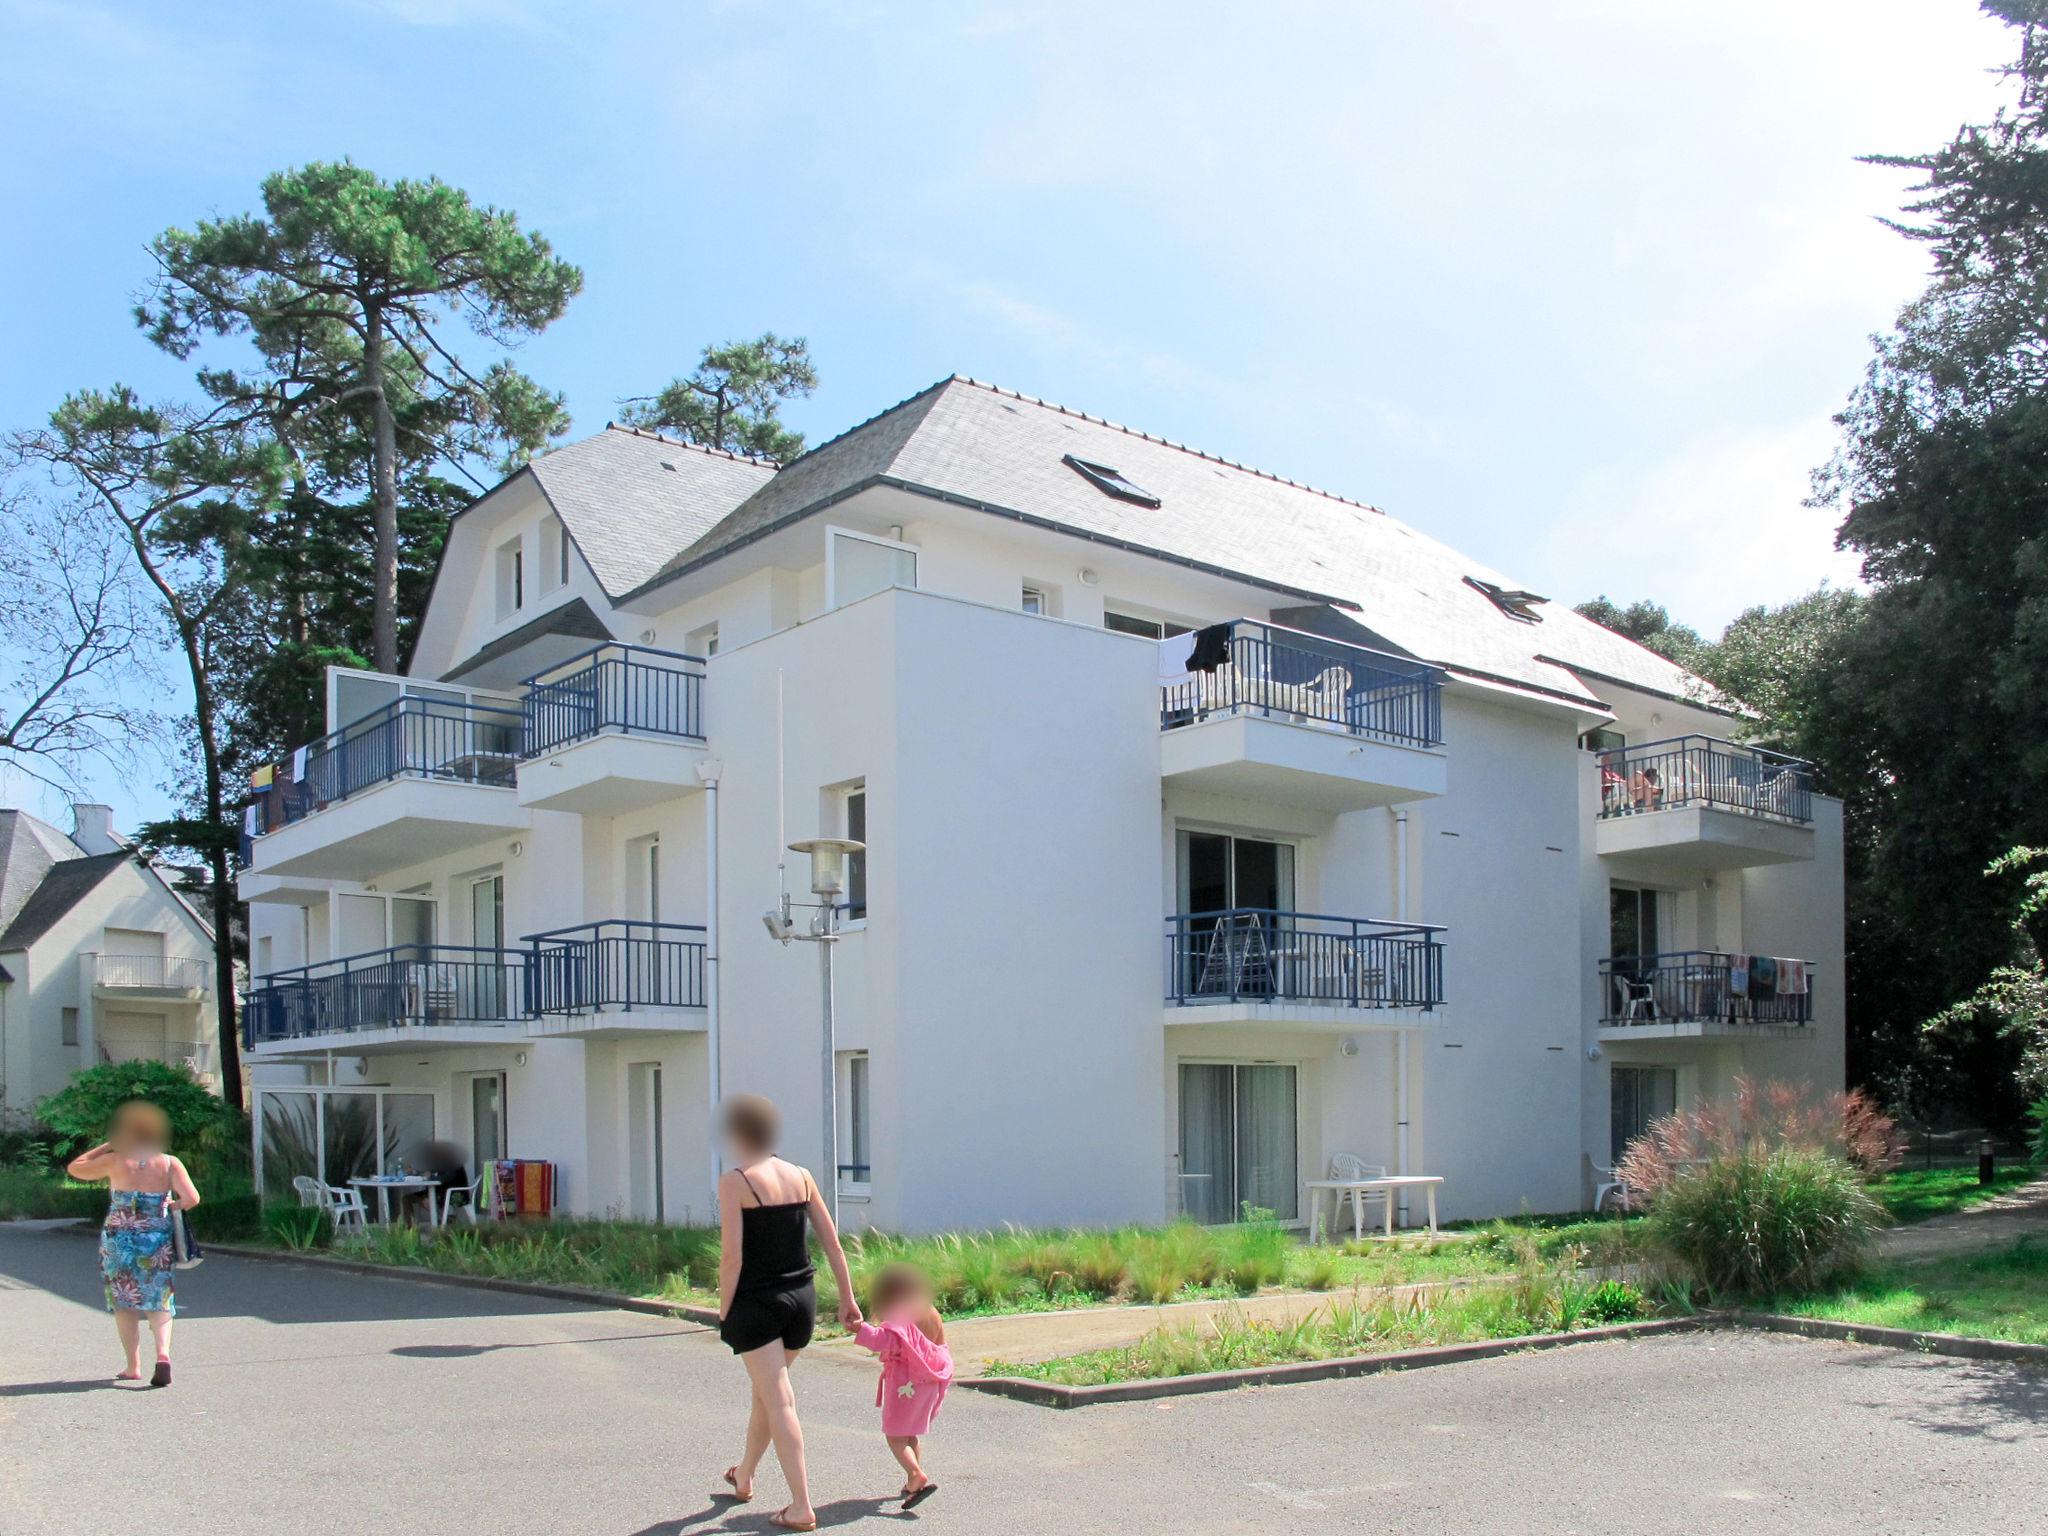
766;835;863;1231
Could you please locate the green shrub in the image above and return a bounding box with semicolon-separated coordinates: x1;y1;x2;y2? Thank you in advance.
259;1202;330;1250
0;1168;106;1220
2029;1094;2047;1166
190;1192;264;1242
1647;1148;1882;1297
1583;1279;1646;1323
34;1059;244;1175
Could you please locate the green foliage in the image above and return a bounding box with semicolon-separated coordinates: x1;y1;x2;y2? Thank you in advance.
621;333;818;464
1875;1164;2038;1223
0;1169;107;1220
262;1202;333;1251
189;1190;264;1242
1573;597;1704;665
1645;1149;1884;1298
34;1059;240;1164
2029;1094;2048;1165
1776;1237;2048;1346
1582;1279;1646;1324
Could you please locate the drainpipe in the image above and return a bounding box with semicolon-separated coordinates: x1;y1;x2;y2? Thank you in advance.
696;758;724;1216
1392;806;1412;1227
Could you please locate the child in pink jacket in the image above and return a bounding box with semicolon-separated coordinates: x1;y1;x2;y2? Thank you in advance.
852;1263;953;1510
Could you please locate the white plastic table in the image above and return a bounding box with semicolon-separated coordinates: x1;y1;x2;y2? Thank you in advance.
1303;1174;1443;1239
348;1175;437;1225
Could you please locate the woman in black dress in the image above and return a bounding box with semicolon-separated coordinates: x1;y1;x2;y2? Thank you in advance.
714;1094;860;1533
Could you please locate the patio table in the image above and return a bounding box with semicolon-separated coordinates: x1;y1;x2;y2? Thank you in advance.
1303;1174;1443;1240
348;1174;438;1225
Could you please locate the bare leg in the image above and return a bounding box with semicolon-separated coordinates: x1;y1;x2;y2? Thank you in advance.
740;1343;812;1525
147;1309;174;1361
114;1310;142;1377
731;1386;769;1496
888;1434;926;1493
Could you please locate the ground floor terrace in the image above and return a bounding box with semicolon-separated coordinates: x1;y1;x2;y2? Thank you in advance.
2;1225;2041;1536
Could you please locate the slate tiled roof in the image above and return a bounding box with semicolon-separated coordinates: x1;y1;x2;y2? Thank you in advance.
0;851;127;951
525;426;777;598
0;809;81;939
608;377;1715;708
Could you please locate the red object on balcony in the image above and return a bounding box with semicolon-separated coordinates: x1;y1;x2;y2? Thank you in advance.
490;1159;556;1219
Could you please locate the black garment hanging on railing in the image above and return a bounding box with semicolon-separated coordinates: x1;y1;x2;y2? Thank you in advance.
1188;623;1233;672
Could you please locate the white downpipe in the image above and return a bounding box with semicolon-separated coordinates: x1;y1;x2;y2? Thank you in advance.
1392;806;1412;1227
697;758;724;1215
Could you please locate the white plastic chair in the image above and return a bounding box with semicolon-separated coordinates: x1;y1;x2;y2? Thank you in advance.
1589;1159;1635;1214
434;1173;485;1227
324;1181;370;1234
1327;1154;1389;1235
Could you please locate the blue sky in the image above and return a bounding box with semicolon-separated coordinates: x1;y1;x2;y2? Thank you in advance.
0;0;2016;828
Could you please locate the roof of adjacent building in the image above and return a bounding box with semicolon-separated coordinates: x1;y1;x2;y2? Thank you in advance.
520;376;1718;709
0;849;128;951
0;809;84;940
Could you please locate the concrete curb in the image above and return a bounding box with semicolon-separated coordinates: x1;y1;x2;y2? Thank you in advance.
959;1316;1705;1409
1718;1309;2048;1368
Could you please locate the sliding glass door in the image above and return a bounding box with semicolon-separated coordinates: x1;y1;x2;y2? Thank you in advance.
1177;831;1296;998
1177;1062;1299;1223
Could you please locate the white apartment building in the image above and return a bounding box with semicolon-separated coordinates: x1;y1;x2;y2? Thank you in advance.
1;804;222;1115
238;377;1844;1232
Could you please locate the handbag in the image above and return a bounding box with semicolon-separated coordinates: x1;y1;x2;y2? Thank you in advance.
164;1168;203;1270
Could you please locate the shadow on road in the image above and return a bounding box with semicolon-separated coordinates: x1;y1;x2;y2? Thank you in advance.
1848;1351;2048;1442
391;1327;700;1359
0;1378;122;1397
629;1495;913;1533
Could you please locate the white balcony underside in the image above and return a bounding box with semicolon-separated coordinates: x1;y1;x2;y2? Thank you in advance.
245;778;526;881
1160;714;1446;812
525;1005;707;1038
94;983;205;1004
515;732;710;815
246;1022;525;1058
1598;1020;1812;1043
1164;1001;1441;1033
1595;805;1814;874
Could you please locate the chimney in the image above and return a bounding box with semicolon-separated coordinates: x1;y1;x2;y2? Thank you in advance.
71;803;121;855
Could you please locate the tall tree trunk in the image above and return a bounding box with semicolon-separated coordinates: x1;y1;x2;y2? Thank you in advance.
365;308;400;676
185;623;244;1109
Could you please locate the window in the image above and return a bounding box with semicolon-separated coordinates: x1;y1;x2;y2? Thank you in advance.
827;527;917;609
541;515;569;592
843;1051;871;1186
1612;1066;1677;1161
496;538;524;617
61;1007;79;1047
256;936;274;978
1021;586;1046;616
1063;453;1161;508
686;621;720;658
627;834;660;923
843;786;867;921
1464;576;1547;624
1105;610;1165;639
1609;886;1663;962
1581;727;1626;754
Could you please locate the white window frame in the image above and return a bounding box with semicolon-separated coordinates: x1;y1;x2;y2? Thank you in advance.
1021;585;1047;616
323;668;516;735
333;890;439;958
686;621;720;658
824;525;918;610
1174;1054;1307;1228
839;1050;871;1196
841;783;867;924
540;515;569;595
496;536;524;619
61;1006;80;1047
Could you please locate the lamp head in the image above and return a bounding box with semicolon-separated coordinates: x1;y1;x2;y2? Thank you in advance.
787;836;864;898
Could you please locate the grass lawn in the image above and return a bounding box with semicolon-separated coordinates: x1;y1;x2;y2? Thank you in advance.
1871;1166;2039;1225
986;1272;1663;1385
1769;1237;2048;1346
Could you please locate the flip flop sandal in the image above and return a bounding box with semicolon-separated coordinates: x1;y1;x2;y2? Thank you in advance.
903;1483;939;1511
720;1467;752;1503
771;1509;819;1532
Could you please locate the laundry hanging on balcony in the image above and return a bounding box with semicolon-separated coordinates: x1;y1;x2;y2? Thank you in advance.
1188;623;1232;672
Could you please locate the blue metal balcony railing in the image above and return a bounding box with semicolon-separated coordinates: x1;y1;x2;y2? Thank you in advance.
1160;619;1443;749
521;643;706;758
525;919;707;1013
1166;909;1446;1010
1596;736;1813;825
243;944;532;1047
1599;951;1815;1028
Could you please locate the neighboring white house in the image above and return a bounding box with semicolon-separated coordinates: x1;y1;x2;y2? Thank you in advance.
238;377;1845;1232
1;805;222;1117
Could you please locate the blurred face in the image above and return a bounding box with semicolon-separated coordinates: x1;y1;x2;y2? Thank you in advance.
110;1102;170;1153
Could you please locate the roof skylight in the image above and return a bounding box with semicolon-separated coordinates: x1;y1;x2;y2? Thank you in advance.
1464;576;1548;624
1063;454;1161;508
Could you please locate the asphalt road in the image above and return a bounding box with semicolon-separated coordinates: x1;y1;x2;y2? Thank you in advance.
2;1223;2043;1535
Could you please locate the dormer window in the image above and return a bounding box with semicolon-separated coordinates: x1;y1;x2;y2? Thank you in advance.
1063;454;1160;508
1465;576;1548;624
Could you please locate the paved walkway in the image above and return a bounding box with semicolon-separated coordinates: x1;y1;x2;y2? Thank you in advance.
1881;1176;2048;1260
5;1222;2045;1534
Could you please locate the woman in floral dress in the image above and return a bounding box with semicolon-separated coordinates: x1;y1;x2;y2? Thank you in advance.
66;1100;202;1388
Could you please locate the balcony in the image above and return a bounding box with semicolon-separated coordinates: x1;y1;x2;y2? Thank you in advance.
516;644;709;815
242;697;527;881
93;953;209;998
525;920;708;1035
1599;950;1814;1041
1158;621;1446;812
1164;909;1445;1030
243;944;531;1055
1595;736;1816;873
